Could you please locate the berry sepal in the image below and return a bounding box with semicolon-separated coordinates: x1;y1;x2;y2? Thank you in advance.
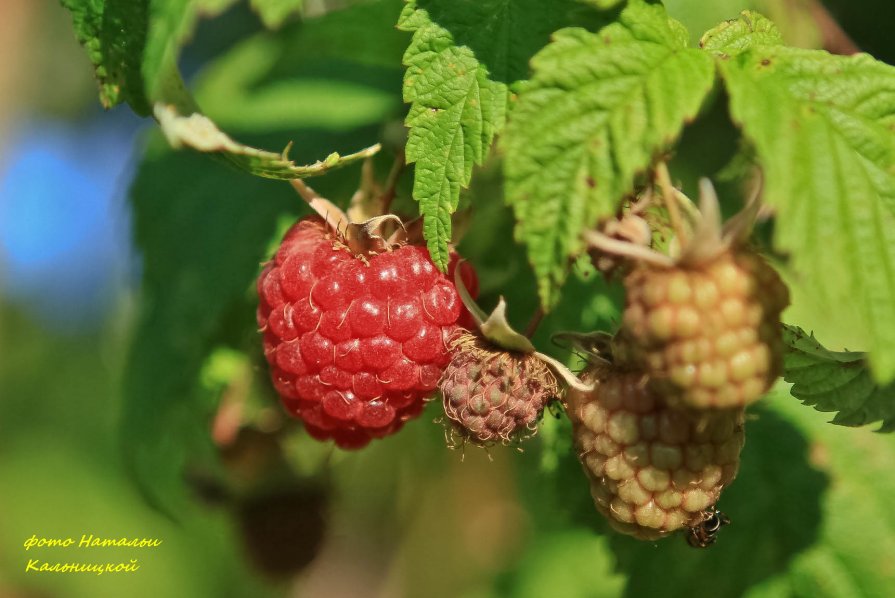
438;269;601;448
452;267;593;392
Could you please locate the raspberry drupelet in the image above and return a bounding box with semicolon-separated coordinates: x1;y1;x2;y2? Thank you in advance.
258;216;475;449
567;366;744;540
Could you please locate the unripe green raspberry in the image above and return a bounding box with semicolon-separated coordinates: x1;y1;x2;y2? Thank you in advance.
566;367;744;540
617;250;789;409
440;332;559;446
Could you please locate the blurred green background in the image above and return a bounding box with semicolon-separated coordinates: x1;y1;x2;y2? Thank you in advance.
1;0;894;596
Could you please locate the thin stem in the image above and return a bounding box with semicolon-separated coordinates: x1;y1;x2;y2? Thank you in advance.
655;162;688;245
809;0;860;55
380;150;407;214
290;178;351;235
289;177;320;204
524;306;545;339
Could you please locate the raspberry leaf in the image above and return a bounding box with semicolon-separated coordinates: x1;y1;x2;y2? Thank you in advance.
59;0;155;113
195;0;407;130
699;10;782;57
503;0;715;309
59;0;238;114
716;35;895;383
766;395;895;596
783;325;895;432
500;530;625;598
398;0;578;270
155;104;381;179
62;0;376;180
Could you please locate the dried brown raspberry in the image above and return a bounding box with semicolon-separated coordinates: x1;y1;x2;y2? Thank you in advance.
440;331;559;446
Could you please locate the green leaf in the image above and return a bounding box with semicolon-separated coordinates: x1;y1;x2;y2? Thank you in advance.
194;0;408;133
268;0;407;69
497;529;625;598
60;0;152;112
398;0;578;270
503;0;715;309
717;42;895;382
250;0;303;29
200;78;399;132
60;0;237;114
62;0;368;180
699;10;782;56
757;395;895;598
123;139;301;513
783;325;895;432
155;103;381;179
663;1;755;50
60;0;367;178
202;73;401;132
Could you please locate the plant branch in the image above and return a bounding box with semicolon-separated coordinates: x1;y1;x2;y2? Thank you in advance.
809;0;860;55
524;306;545;339
380;149;407;214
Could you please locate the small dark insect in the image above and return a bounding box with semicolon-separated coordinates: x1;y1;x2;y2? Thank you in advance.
686;508;731;548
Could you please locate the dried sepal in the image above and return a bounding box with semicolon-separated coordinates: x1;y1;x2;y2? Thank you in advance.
451;266;592;392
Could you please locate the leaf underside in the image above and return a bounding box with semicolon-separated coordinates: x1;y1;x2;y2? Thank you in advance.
155;104;381;179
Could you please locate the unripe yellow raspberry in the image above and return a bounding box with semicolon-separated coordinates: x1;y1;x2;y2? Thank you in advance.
617;249;789;409
566;367;744;540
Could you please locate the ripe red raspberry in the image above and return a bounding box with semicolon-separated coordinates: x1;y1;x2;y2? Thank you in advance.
257;216;474;449
566;367;744;540
617;249;789;409
440;331;559;446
